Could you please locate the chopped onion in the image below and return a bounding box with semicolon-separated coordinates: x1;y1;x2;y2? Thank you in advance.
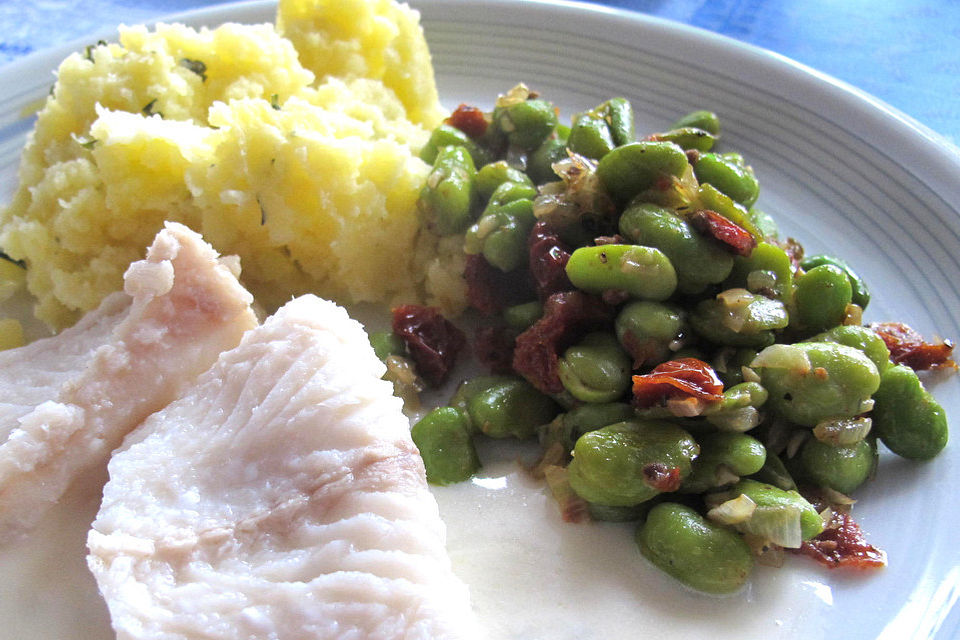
707;494;757;525
813;416;872;446
384;355;423;412
751;344;812;374
739;504;803;549
842;303;864;326
744;533;786;567
819;486;857;507
741;365;762;383
495;83;531;108
666;395;707;417
746;269;778;293
785;429;809;459
717;287;754;308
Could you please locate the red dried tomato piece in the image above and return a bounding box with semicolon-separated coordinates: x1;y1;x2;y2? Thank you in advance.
512;291;614;394
474;325;515;374
869;321;956;371
447;103;488;139
391;305;466;387
528;221;573;300
689;209;757;257
631;358;724;409
464;254;534;314
796;509;886;570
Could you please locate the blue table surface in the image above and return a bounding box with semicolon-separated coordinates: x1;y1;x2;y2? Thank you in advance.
1;0;958;147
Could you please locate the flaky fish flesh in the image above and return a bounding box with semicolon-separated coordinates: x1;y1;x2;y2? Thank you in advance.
88;295;480;640
0;222;257;540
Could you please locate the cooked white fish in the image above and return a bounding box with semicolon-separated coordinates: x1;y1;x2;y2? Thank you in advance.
0;222;257;540
88;295;480;640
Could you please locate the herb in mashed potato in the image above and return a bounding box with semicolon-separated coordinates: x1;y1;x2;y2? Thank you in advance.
0;0;463;330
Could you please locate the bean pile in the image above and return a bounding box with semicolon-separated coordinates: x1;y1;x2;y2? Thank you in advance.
374;85;954;594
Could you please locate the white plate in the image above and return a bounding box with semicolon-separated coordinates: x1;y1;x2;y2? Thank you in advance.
1;1;958;638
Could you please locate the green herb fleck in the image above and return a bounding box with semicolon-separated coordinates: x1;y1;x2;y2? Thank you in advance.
179;58;208;82
257;194;267;225
78;137;98;150
0;251;25;269
142;99;163;118
270;94;281;110
84;40;107;62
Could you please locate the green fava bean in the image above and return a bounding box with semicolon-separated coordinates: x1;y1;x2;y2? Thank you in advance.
467;377;560;439
597;141;689;205
753;342;880;427
476;161;534;201
527;132;569;184
690;292;787;348
565;244;677;301
418;146;480;236
420;123;492;167
619;202;734;294
568;419;699;506
746;208;780;240
725;478;824;542
605;97;636;146
503;300;543;331
561;402;636;440
809;325;891;374
799;436;876;494
636;503;753;595
411;407;481;485
568;111;616;159
671;109;721;136
494;98;559;150
652;127;716;152
801;254;870;309
615;300;685;367
871;364;948;460
693;152;760;208
726;242;794;300
558;332;633;403
794;264;853;332
449;375;516;432
465;198;536;272
369;330;405;361
682;432;767;493
750;454;797;491
486;180;537;207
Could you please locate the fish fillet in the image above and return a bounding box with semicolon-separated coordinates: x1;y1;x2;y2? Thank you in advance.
0;221;257;540
88;295;480;640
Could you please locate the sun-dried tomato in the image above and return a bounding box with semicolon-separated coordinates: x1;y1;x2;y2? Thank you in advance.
447;103;488;139
642;463;682;492
631;357;724;409
391;305;466;387
512;291;614;394
474;325;515;374
796;509;886;570
529;221;573;301
464;254;533;315
689;209;757;257
869;321;956;371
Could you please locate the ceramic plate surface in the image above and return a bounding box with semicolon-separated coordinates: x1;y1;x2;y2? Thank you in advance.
0;1;958;638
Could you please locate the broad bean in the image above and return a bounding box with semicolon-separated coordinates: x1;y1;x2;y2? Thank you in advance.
558;332;633;403
799;436;876;494
411;407;481;485
618;202;734;293
636;503;753;595
568;419;699;506
565;244;677;301
597;141;689;204
753;342;880;427
871;364;948;460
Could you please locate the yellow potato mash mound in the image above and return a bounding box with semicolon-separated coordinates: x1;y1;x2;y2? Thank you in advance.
0;0;464;329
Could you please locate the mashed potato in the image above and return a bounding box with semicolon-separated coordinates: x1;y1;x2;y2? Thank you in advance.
0;0;464;329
